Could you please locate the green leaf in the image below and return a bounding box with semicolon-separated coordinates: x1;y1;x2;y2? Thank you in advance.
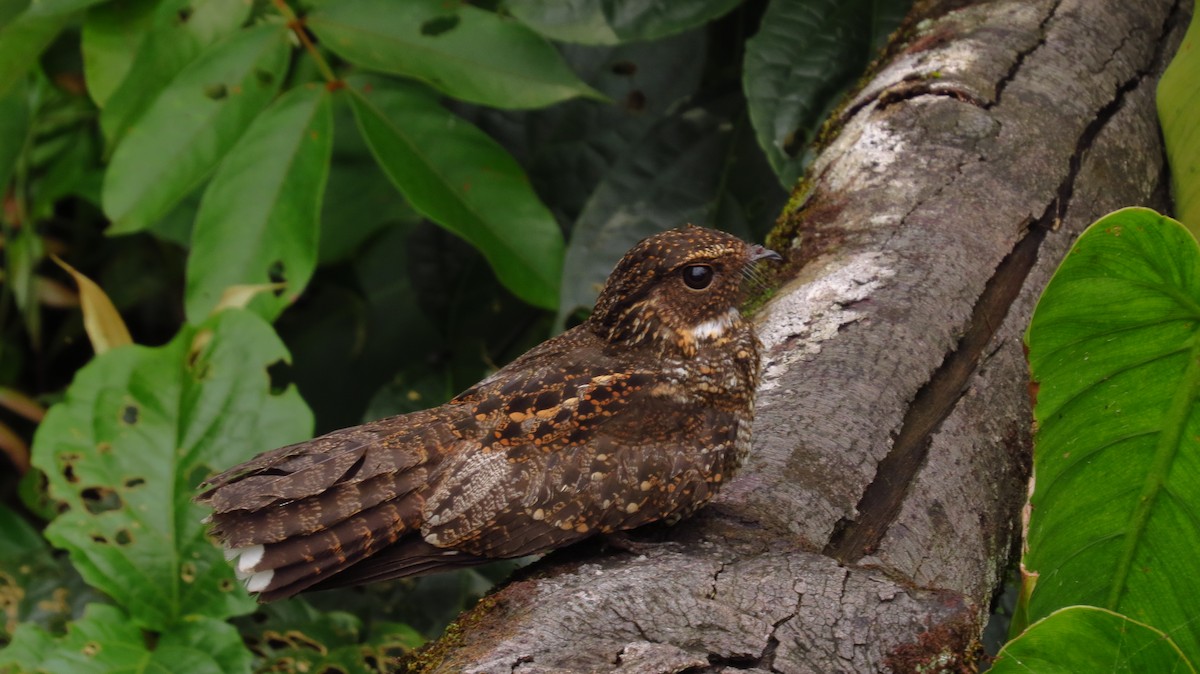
991;607;1195;674
0;7;69;98
1023;207;1200;661
101;23;288;234
0;0;28;29
1158;6;1200;234
308;0;602;109
26;0;112;16
743;0;893;186
5;228;45;345
315;91;420;265
185;84;334;323
80;0;159;108
235;600;422;674
505;0;740;45
0;76;30;190
0;604;253;674
558;96;785;324
29;310;313;628
465;28;707;227
346;81;564;309
98;0;252;147
0;505;106;644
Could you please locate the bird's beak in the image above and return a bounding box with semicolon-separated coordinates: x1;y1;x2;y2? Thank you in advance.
748;244;783;263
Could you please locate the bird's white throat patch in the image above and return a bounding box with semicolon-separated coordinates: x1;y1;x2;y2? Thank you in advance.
688;308;739;341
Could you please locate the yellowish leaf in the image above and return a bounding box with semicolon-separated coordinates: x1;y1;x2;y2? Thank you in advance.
51;254;132;354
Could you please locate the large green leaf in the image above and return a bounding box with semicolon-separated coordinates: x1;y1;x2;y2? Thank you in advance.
504;0;740;45
101;23;288;234
991;607;1195;674
1158;6;1200;234
308;0;602;109
185;84;333;323
1023;207;1200;661
317;98;420;266
80;0;158;108
346;80;564;310
0;604;253;674
97;0;251;147
29;310;313;628
743;0;908;186
0;7;69;98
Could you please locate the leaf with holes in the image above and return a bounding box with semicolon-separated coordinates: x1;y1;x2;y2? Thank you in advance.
185;84;333;323
29;310;313;628
0;505;106;644
1023;207;1200;661
504;0;741;45
0;603;253;674
101;23;288;234
991;607;1195;673
346;79;564;310
308;0;602;109
97;0;252;147
234;599;422;674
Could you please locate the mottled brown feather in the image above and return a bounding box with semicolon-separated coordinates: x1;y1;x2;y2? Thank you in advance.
196;225;778;600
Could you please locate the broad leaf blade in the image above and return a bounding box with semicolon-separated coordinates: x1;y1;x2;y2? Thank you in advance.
1158;7;1200;234
0;604;253;674
991;606;1195;674
80;0;158;108
1024;207;1200;661
347;81;563;310
30;310;313;628
101;23;289;234
98;0;252;147
743;0;905;186
185;84;333;323
505;0;740;45
0;7;69;98
308;0;601;109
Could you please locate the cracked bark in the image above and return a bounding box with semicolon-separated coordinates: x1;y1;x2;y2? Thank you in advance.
404;0;1190;672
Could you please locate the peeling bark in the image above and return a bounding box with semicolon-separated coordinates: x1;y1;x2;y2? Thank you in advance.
404;0;1190;671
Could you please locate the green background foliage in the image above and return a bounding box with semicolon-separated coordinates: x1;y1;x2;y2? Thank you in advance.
1018;209;1200;669
0;0;910;671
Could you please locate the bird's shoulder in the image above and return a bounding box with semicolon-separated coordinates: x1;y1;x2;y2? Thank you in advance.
444;324;668;454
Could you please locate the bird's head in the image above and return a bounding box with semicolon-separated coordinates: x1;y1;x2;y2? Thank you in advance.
588;225;781;354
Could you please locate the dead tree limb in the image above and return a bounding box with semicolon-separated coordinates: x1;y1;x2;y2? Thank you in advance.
406;0;1190;671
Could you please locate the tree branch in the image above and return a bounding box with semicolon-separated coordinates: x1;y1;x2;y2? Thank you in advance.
405;0;1190;670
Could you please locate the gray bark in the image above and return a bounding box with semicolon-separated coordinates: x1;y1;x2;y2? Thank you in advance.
407;0;1190;671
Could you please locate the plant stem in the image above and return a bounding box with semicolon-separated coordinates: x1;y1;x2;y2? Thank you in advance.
272;0;340;87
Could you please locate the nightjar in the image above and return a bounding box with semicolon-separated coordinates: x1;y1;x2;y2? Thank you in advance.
197;225;781;601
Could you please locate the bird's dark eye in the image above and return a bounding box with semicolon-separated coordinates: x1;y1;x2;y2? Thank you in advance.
682;264;714;290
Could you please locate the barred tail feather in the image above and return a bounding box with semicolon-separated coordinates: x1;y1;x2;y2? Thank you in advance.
216;495;424;601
